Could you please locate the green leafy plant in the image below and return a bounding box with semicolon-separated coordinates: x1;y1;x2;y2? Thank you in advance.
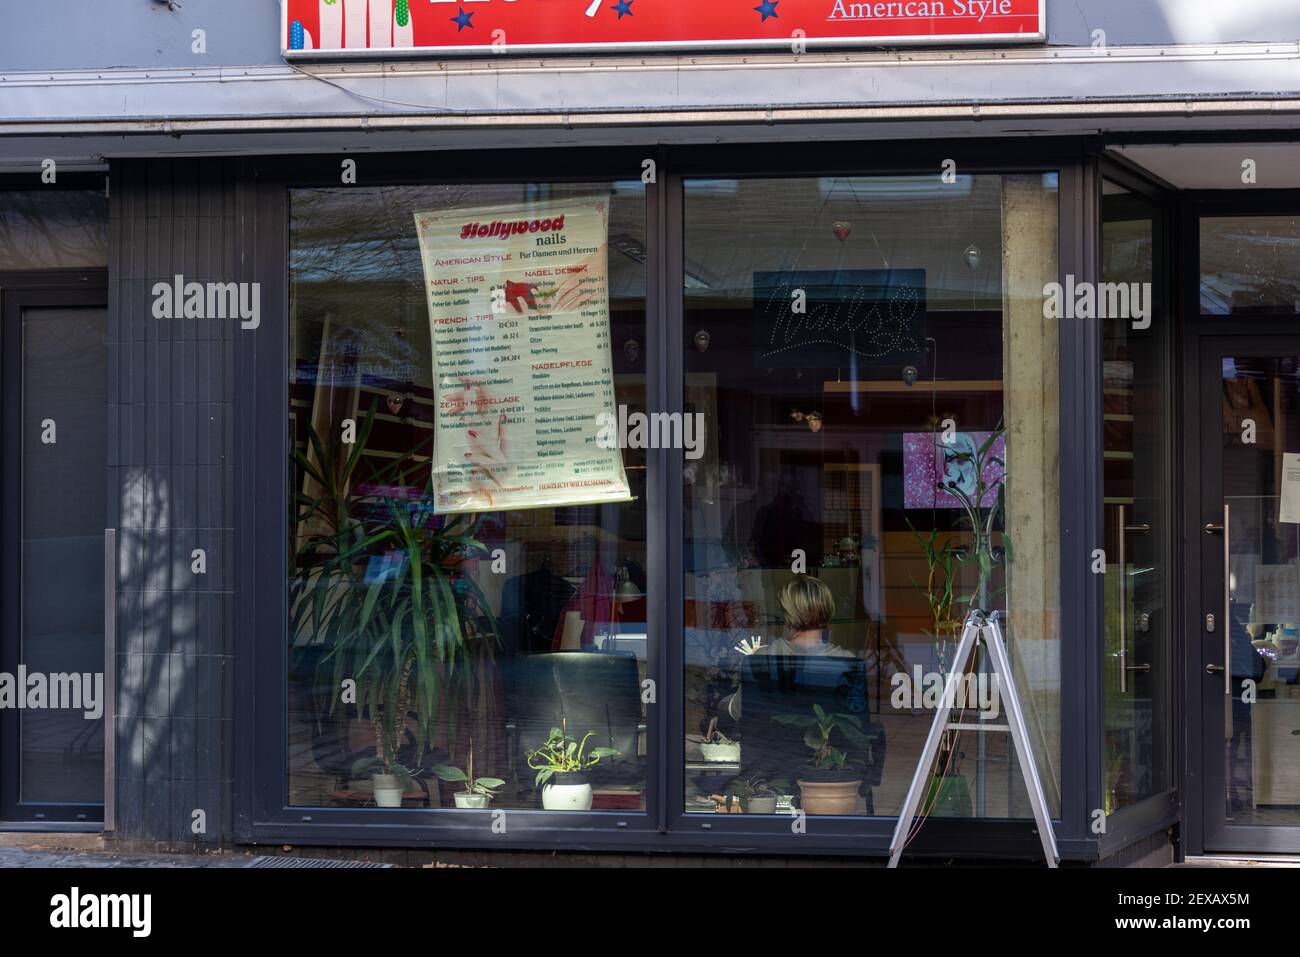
290;402;500;770
347;652;420;789
941;424;1011;607
906;520;963;673
726;774;789;801
433;744;505;800
906;423;1012;673
772;704;871;773
525;727;620;788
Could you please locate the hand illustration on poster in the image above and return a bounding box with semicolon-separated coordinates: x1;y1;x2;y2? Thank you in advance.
414;196;632;514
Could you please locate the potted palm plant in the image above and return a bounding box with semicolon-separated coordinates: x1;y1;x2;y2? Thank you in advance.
290;404;502;806
773;704;872;815
525;727;619;811
346;653;422;806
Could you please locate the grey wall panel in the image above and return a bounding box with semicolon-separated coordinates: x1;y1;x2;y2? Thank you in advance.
110;156;251;845
0;0;278;72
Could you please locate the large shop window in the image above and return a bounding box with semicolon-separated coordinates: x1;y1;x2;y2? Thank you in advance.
288;183;649;813
681;175;1063;819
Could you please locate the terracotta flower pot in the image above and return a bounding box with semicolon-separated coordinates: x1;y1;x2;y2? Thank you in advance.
797;777;862;816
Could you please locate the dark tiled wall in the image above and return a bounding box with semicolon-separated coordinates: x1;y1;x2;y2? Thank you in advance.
108;158;270;846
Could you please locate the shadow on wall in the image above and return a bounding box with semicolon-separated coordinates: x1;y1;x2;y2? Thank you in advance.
116;465;226;842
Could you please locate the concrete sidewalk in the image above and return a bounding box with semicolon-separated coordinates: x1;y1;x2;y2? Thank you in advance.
0;847;255;868
0;834;394;868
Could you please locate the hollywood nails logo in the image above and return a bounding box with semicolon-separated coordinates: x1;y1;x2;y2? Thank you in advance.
50;888;151;938
1042;275;1152;329
460;215;566;241
152;275;261;329
891;668;1002;720
596;405;706;460
0;667;103;719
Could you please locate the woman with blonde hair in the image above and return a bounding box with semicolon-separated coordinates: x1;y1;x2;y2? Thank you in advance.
755;574;854;658
722;575;855;721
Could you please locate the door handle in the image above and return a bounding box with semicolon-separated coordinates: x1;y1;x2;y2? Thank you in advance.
1204;504;1231;694
1114;509;1152;693
1117;505;1129;692
1220;503;1230;695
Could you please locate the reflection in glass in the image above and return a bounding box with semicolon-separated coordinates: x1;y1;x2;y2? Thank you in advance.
1201;216;1300;316
0;191;108;271
681;175;1061;819
287;183;648;812
1100;182;1171;813
20;307;107;804
1221;356;1300;826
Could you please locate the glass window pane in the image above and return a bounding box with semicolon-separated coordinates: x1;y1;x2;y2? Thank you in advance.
681;174;1061;819
0;191;108;271
1100;182;1172;813
288;183;648;813
1200;215;1300;316
1220;356;1300;827
20;306;108;804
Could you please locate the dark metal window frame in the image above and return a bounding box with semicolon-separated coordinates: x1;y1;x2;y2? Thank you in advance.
0;268;109;828
237;139;1102;860
1091;155;1184;861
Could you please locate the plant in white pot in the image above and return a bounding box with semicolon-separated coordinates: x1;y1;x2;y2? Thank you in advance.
351;755;417;808
349;653;420;808
433;747;505;809
525;727;619;811
772;704;872;816
727;774;789;814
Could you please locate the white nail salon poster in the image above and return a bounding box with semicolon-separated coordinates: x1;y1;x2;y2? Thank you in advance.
1281;452;1300;524
414;195;631;515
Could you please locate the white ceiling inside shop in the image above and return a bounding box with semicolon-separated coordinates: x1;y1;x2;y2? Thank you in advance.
1112;143;1300;189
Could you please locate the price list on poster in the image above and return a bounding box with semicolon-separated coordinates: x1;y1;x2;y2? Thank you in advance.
415;196;631;514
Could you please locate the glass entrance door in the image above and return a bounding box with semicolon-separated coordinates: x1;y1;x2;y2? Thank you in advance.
0;288;108;824
1198;340;1300;851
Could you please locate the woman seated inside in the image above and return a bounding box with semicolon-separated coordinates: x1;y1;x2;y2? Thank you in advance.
753;575;854;658
722;575;856;720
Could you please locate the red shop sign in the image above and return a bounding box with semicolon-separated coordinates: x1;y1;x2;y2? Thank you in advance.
283;0;1046;57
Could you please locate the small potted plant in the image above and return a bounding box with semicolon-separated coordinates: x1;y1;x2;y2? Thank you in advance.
727;775;787;814
773;704;871;816
433;745;506;809
525;727;619;811
351;756;417;808
700;717;740;763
